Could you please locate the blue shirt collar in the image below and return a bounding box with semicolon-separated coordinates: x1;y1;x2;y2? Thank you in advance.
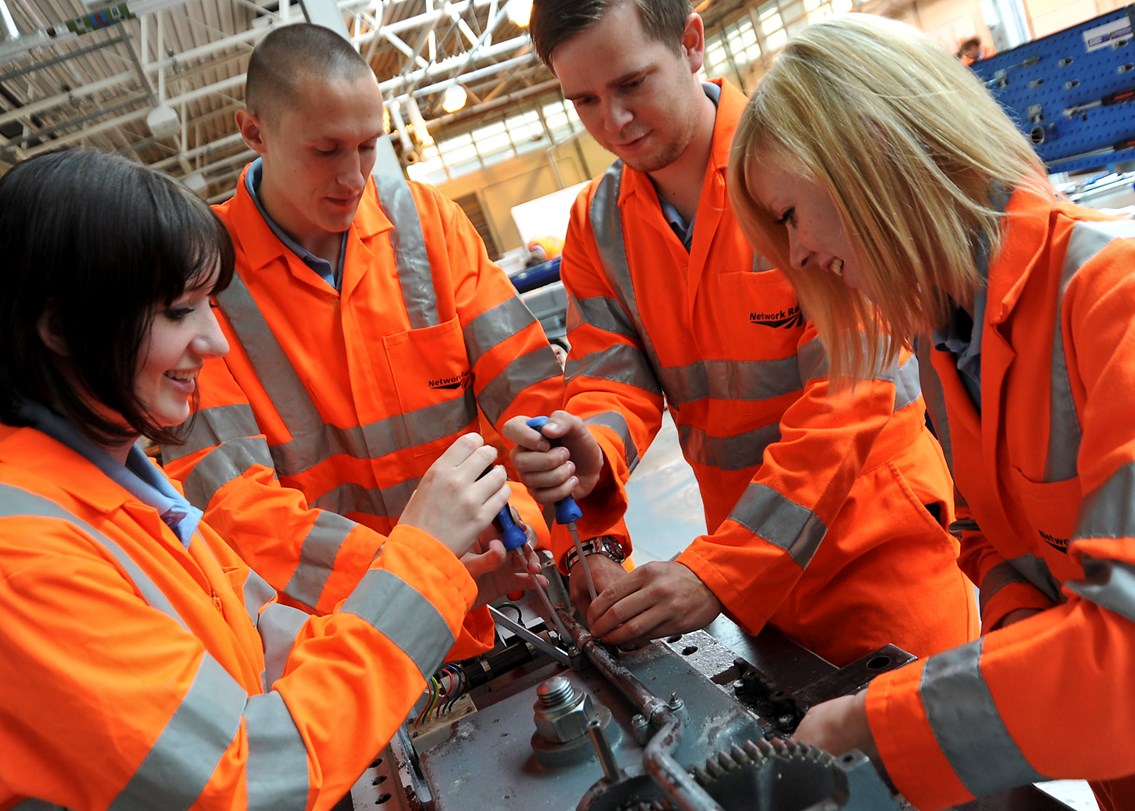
15;400;203;547
654;82;722;250
244;158;347;290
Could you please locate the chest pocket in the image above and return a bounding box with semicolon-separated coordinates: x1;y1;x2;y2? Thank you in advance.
1007;464;1081;555
713;267;804;357
383;315;478;457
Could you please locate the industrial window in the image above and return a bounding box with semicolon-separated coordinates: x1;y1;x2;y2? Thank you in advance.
408;95;586;184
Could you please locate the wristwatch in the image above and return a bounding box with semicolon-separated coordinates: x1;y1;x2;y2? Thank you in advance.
563;535;627;573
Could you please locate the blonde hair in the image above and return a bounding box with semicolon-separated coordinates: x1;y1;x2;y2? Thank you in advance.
728;14;1048;382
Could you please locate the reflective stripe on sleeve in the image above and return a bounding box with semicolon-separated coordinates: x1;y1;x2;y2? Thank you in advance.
109;655;247;811
677;420;780;472
182;436;274;509
258;602;311;689
309;479;415;526
726;483;828;567
282;510;358;609
567;344;663;396
340;568;456;680
164;403;262;463
476;347;563;426
584;411;640;474
1067;555;1135;623
920;640;1047;797
978;560;1039;617
245;691;310;810
463;297;541;362
570;294;639;341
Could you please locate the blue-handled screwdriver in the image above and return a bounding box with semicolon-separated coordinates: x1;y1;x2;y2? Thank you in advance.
487;488;574;643
527;416;599;602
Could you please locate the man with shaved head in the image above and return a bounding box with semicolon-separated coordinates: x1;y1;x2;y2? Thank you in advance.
162;24;565;658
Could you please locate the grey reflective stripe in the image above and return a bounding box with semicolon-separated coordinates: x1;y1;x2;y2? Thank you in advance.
589;162;668;382
215;273;330;452
655;356;803;408
1067;555;1135;622
920;639;1047;796
797;336;829;383
259;603;311;688
881;352;922;413
1;486;312;809
164;403;263;463
584;410;640;473
283;510;358;609
567;344;663;396
373;172;439;329
182;436;274;510
1010;552;1064;604
311;479;417;525
1078;461;1135;541
678;420;780;472
242;568;278;627
464;297;540;362
0;484;190;633
477;348;562;426
245;692;309;810
109;655;247;811
727;483;827;567
978;560;1036;617
1046;220;1135;480
571;294;639;341
340;568;456;679
11;801;68;810
916;337;960;499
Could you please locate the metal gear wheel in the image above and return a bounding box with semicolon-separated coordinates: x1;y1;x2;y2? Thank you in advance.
692;738;847;811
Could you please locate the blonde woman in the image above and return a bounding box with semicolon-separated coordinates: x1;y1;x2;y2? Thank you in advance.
728;13;1135;811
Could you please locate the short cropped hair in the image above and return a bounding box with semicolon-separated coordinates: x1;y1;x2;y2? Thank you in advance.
0;149;235;447
728;14;1047;383
530;0;693;68
245;23;373;121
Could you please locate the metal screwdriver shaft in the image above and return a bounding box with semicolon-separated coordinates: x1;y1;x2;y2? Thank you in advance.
527;416;598;602
491;503;574;644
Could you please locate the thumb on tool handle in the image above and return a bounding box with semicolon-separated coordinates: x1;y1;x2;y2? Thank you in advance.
476;464;531;552
526;416;584;525
494;508;530;553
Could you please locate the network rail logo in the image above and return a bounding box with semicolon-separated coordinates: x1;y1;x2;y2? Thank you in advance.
749;306;803;329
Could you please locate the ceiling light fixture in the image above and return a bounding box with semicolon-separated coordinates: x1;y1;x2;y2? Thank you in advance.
507;0;532;28
441;84;468;113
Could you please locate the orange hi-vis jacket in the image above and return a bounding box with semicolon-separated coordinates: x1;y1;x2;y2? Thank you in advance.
865;190;1135;810
560;79;977;666
0;425;485;810
162;166;564;616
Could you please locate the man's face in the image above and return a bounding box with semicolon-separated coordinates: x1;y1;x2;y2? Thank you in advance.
244;72;385;251
551;2;704;174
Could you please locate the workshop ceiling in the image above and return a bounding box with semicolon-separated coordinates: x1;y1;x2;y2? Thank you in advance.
0;0;755;197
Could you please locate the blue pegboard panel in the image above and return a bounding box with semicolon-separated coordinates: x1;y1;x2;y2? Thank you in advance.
971;6;1135;175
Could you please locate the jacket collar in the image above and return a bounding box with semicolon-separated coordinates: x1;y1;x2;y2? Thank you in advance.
616;77;745;209
220;163;394;274
984;185;1058;326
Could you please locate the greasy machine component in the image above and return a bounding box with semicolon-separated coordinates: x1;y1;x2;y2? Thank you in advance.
692;739;898;811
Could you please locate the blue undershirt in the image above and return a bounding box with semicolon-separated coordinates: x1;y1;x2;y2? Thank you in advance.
16;400;202;547
653;81;721;251
245;158;348;290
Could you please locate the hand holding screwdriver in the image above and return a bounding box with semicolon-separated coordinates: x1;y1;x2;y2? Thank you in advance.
480;470;574;642
527;416;598;602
